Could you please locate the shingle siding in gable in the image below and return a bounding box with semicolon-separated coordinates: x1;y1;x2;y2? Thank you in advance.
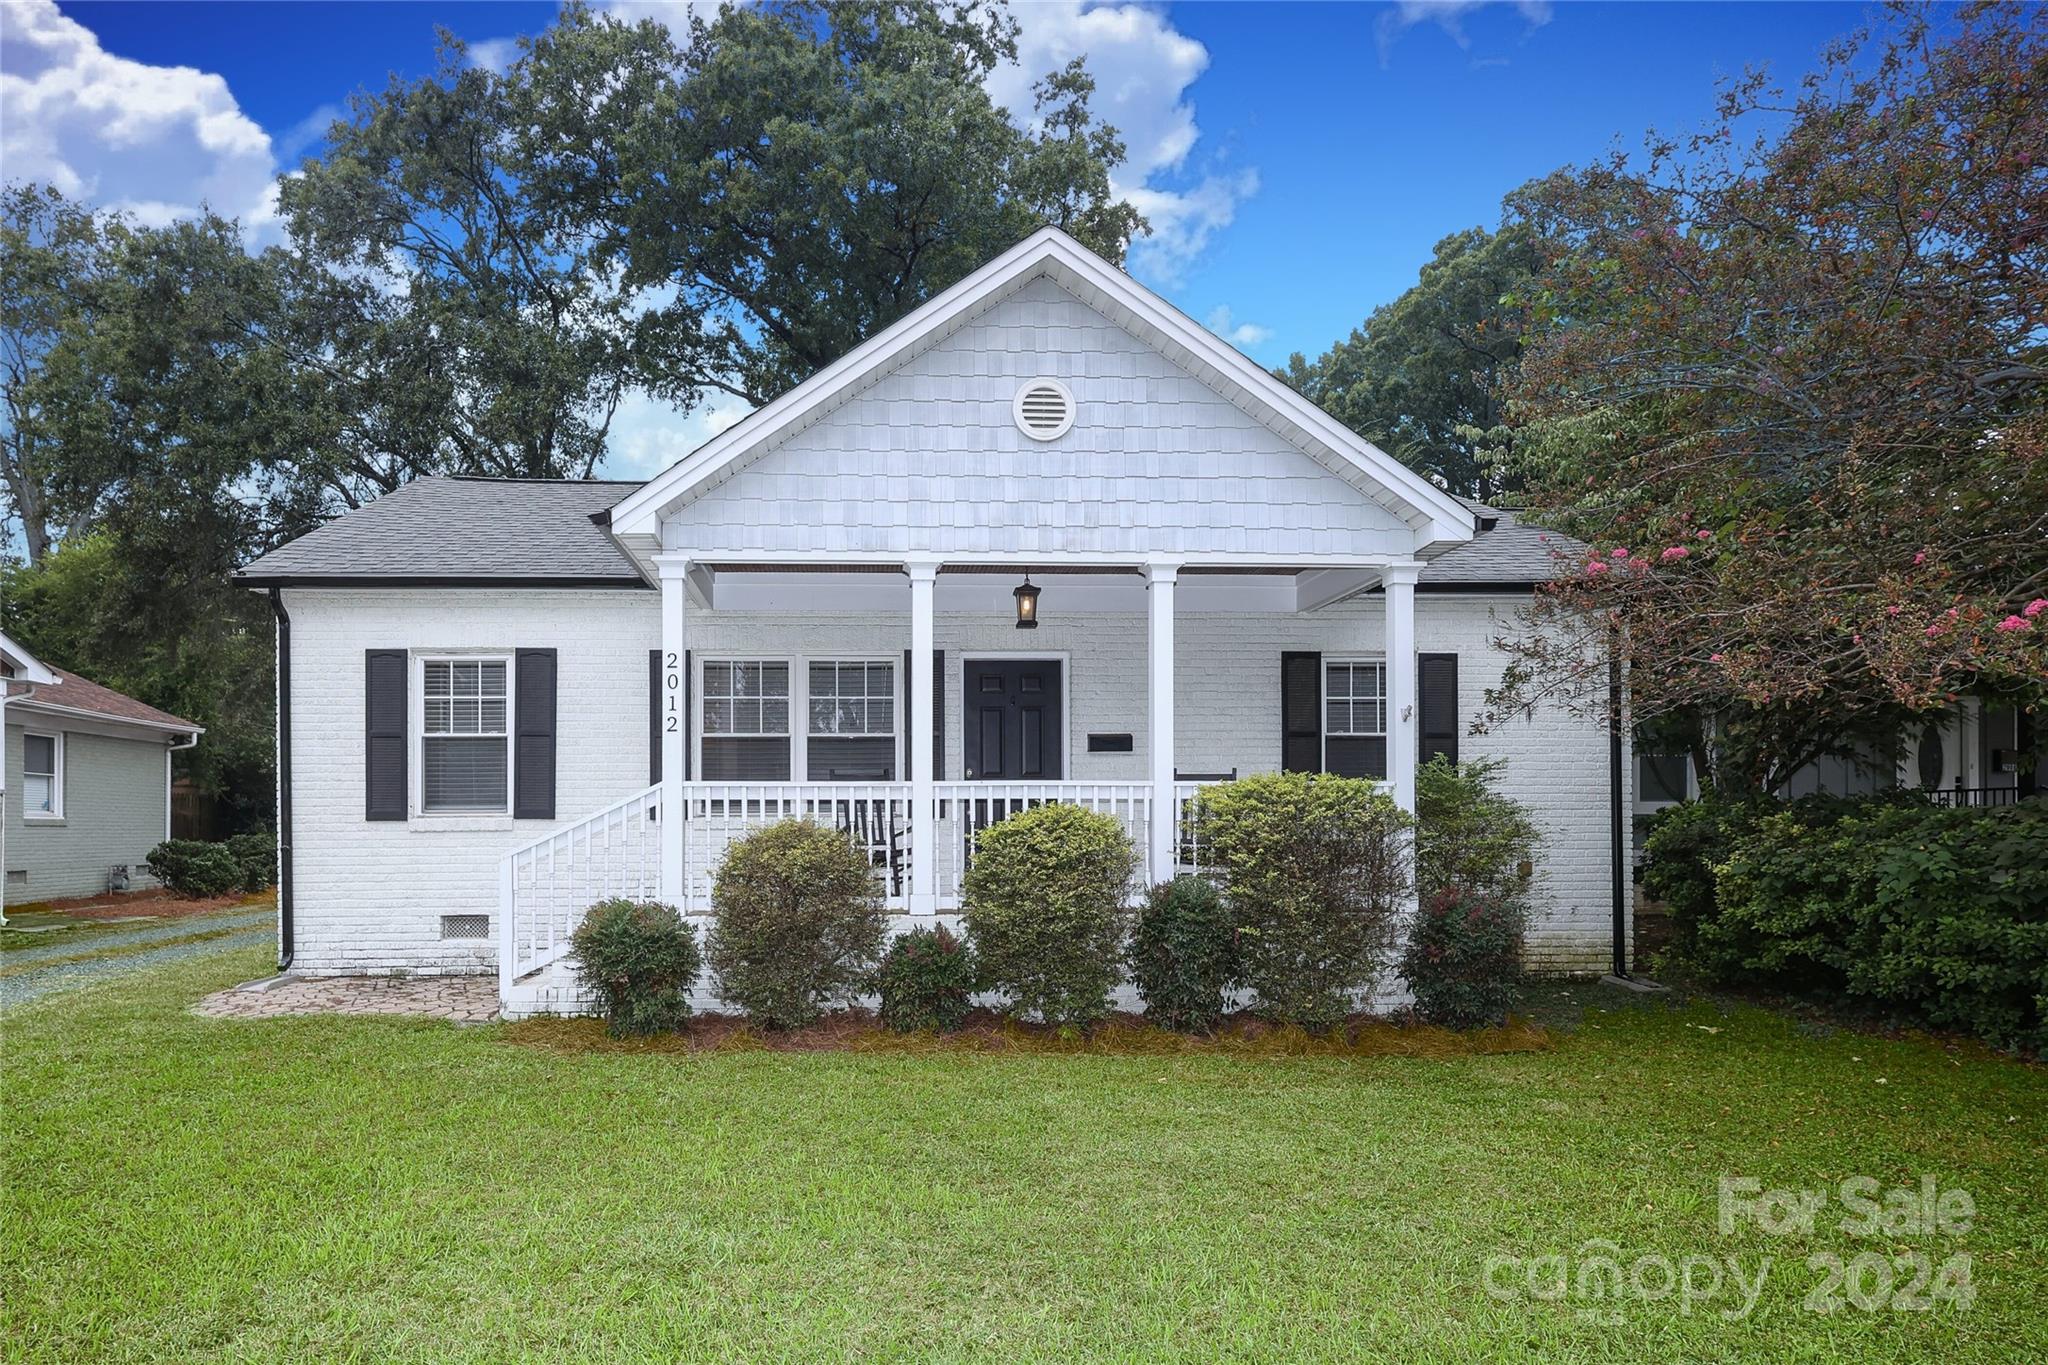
662;277;1419;559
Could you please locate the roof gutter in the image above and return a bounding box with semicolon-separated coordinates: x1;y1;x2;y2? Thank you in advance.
269;588;295;971
232;574;650;591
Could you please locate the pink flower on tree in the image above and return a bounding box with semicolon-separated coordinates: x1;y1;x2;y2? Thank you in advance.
1886;605;1903;616
1996;615;2031;632
1660;546;1691;562
2026;599;2048;618
1696;529;1711;540
1610;547;1629;559
1913;551;1927;565
1584;560;1610;576
1709;653;1725;663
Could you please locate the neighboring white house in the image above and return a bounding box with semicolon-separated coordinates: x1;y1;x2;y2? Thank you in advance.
3;631;204;914
237;228;1632;1017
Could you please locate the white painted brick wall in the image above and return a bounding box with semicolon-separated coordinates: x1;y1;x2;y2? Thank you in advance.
289;587;1629;981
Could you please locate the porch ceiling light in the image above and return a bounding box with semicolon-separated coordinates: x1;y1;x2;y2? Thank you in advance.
1013;574;1040;629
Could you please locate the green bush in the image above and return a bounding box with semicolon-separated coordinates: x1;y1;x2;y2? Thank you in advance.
1399;885;1526;1029
1127;875;1239;1033
1712;799;2048;1051
874;925;978;1033
143;839;243;898
1415;757;1540;905
961;803;1138;1029
1195;772;1411;1031
223;831;277;893
1641;796;1779;966
571;898;701;1037
707;820;886;1029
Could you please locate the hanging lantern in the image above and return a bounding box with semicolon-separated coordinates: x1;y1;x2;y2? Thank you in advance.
1013;574;1040;629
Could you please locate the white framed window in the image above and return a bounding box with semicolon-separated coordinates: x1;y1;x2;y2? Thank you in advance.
700;659;793;781
418;656;510;813
22;731;62;819
1325;660;1387;738
808;660;895;738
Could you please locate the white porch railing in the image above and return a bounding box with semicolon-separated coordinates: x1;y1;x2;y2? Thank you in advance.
499;783;661;991
502;779;1222;989
678;782;916;909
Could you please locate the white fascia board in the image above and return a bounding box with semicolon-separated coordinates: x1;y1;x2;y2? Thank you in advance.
0;631;59;687
609;227;1478;550
5;697;203;743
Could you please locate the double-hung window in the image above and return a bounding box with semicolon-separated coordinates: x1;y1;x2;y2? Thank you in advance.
22;732;61;818
420;657;510;812
1324;659;1388;779
808;660;897;780
700;660;792;780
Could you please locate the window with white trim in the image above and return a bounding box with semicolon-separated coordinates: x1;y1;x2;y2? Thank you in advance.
808;660;897;781
420;657;510;812
22;732;61;818
701;660;792;780
1325;661;1387;737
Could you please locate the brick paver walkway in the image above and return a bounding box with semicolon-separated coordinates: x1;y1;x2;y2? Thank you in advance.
193;974;498;1022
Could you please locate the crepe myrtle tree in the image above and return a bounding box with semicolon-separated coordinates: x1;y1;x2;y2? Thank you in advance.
1482;1;2048;791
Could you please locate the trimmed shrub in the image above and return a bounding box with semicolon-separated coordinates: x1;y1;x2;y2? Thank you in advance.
874;925;978;1033
1641;796;1777;967
224;831;277;893
1400;885;1527;1029
1196;772;1411;1030
961;802;1138;1029
707;820;886;1029
571;898;701;1037
144;839;243;898
1415;757;1540;905
1711;798;2048;1050
1127;875;1239;1033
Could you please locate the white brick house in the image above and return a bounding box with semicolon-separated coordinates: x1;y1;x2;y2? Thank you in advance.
238;229;1631;1016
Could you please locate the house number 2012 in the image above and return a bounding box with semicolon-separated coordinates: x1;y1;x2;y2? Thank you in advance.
664;651;681;732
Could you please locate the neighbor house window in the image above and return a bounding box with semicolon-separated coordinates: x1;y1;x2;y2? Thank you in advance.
1325;661;1387;737
22;732;61;818
700;660;791;780
808;660;897;780
420;657;509;812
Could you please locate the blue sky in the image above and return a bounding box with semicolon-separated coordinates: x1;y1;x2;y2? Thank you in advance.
5;0;1873;474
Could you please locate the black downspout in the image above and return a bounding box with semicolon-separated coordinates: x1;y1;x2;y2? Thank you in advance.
269;588;294;970
1609;644;1628;979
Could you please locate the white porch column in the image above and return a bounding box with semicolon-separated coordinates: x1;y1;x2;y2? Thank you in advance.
1383;562;1424;814
656;555;690;907
907;558;940;914
1147;560;1181;884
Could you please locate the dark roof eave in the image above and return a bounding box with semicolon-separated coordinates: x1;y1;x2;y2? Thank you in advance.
233;574;653;591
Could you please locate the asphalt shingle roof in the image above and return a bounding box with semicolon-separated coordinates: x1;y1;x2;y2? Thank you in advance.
235;477;647;587
236;476;1578;590
27;668;201;732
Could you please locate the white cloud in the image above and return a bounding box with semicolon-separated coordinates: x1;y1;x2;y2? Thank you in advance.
1375;1;1554;65
1203;305;1274;352
985;1;1252;286
465;37;523;76
0;0;278;230
600;388;752;479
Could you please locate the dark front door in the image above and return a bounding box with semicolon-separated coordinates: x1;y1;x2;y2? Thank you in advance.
963;659;1063;780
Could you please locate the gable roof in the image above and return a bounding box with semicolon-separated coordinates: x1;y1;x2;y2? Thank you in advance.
606;227;1477;551
1;631;59;687
9;666;201;736
1416;500;1583;588
235;477;648;589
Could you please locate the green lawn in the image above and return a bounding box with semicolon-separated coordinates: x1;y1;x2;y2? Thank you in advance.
4;947;2044;1363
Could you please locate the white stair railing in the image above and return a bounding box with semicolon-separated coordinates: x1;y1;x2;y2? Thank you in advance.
500;783;662;993
680;783;914;910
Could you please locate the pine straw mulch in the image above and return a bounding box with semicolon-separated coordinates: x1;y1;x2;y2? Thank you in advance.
500;1007;1551;1059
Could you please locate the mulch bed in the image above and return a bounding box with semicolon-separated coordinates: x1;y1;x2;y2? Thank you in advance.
7;888;266;922
502;1007;1551;1058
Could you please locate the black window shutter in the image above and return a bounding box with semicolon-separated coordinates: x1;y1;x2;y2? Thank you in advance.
648;648;662;784
932;650;945;780
513;648;557;820
903;649;946;779
364;650;408;821
1419;653;1460;766
1280;651;1322;773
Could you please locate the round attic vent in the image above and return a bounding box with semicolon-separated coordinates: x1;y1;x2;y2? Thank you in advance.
1013;378;1075;441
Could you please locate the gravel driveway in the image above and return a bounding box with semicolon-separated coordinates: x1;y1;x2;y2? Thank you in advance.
0;908;272;1010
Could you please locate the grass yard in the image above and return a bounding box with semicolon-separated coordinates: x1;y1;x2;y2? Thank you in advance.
4;946;2044;1363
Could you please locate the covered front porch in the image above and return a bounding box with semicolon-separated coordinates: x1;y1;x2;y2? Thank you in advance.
500;552;1429;991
